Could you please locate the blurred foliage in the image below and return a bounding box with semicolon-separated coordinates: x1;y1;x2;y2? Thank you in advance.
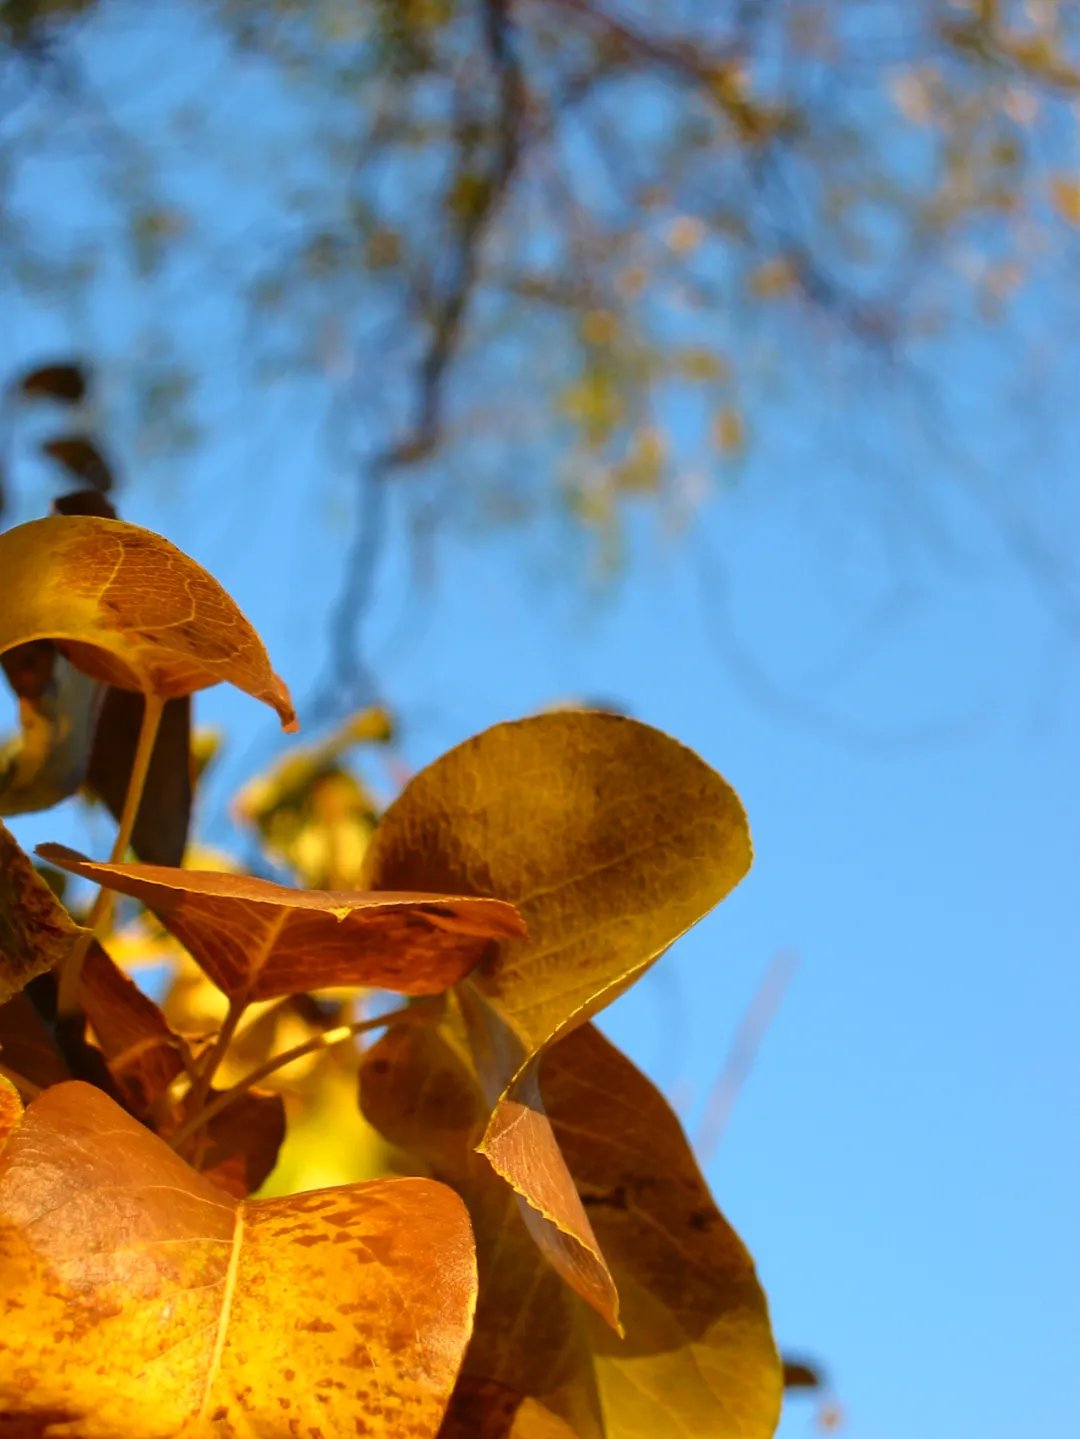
1;0;1078;675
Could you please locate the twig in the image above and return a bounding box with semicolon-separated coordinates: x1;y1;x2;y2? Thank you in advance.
56;692;166;1015
168;1003;429;1151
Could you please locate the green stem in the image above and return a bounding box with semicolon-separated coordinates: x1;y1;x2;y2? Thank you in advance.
169;1003;424;1153
57;692;166;1016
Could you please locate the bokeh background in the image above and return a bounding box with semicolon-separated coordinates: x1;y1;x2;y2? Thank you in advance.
3;4;1079;1436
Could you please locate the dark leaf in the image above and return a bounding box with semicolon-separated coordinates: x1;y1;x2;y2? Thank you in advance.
17;363;88;404
41;436;114;492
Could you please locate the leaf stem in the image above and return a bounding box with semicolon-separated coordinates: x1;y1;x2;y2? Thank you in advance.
56;692;166;1016
169;1003;427;1152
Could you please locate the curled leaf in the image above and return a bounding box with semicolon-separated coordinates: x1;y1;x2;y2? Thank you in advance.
0;1081;477;1438
0;645;101;815
39;845;527;1004
0;515;297;728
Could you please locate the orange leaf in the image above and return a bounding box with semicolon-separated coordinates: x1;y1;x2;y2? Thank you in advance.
0;1078;477;1438
80;939;188;1115
360;1021;780;1438
39;845;527;1004
0;820;84;1005
161;1086;286;1199
0;515;297;728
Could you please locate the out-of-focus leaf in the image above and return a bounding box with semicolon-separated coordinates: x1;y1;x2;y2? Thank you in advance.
361;713;750;1320
0;1078;477;1438
41;435;114;492
86;690;192;866
234;705;393;887
38;845;527;1004
0;515;298;728
361;1020;781;1439
782;1357;825;1390
52;488;117;519
16;362;88;404
0;645;101;815
0;820;85;1005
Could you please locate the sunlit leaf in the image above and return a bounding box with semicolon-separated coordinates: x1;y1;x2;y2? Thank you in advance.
0;1079;477;1438
361;713;750;1319
361;1020;780;1439
0;515;298;728
39;845;527;1004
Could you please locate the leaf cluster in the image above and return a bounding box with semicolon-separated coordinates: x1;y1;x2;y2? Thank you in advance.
0;506;783;1436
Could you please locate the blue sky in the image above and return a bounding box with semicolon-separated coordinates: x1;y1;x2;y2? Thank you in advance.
4;7;1080;1437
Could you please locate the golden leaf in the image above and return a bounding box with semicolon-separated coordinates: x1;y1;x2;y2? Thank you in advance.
0;820;85;1005
0;515;297;728
0;1079;476;1438
361;714;750;1322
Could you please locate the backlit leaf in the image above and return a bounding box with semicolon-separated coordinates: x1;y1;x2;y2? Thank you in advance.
0;820;84;1005
161;1086;286;1199
0;515;298;728
361;713;750;1320
39;845;527;1004
0;1080;477;1438
361;1020;780;1439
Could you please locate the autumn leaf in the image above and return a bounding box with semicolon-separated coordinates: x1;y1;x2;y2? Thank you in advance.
0;515;297;728
0;820;85;1004
360;713;750;1322
360;1020;780;1439
161;1085;286;1198
0;1077;477;1438
39;844;527;1004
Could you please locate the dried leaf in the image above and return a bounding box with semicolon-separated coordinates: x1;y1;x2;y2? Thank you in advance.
17;362;88;404
42;435;114;492
361;1021;780;1439
0;820;85;1005
361;713;750;1321
0;515;297;728
38;845;527;1004
0;1079;477;1438
86;690;192;866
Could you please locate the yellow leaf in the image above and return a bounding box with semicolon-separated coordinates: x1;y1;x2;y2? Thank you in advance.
713;405;746;456
361;714;751;1323
0;515;297;729
0;1081;476;1437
